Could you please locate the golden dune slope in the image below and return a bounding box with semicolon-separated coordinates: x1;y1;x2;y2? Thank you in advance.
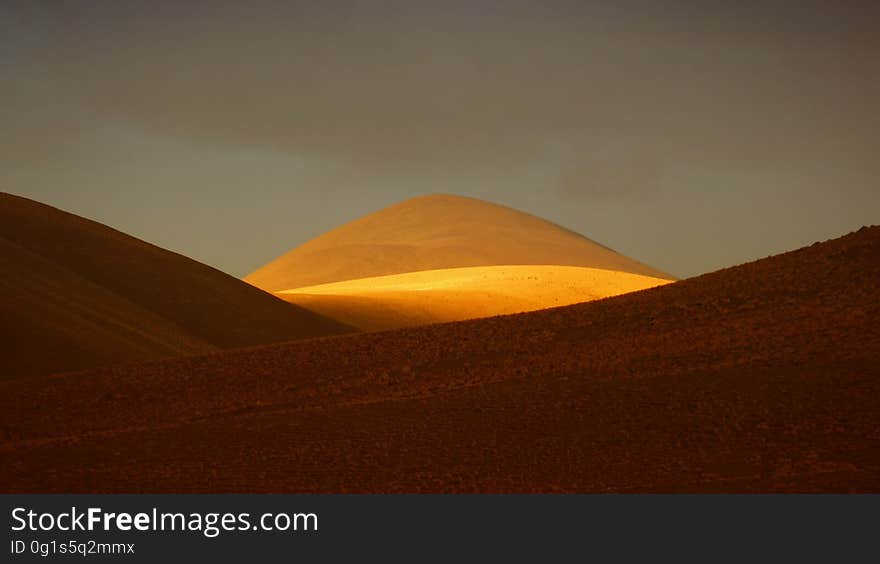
247;193;674;292
277;265;673;330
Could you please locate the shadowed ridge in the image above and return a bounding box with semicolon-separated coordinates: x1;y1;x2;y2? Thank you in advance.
2;226;876;492
246;193;674;291
0;192;354;378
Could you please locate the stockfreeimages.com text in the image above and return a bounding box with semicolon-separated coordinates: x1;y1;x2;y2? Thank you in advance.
11;507;317;538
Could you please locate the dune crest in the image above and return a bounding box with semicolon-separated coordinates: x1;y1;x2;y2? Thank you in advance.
247;193;674;292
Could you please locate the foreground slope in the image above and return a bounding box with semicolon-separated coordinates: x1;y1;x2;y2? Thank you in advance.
1;227;878;492
247;193;673;291
0;193;351;379
279;265;673;330
0;237;215;379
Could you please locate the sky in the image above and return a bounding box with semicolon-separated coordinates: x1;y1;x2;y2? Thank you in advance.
2;0;878;278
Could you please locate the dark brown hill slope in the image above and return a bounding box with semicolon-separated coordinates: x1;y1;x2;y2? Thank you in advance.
1;226;877;492
246;193;673;291
0;193;352;378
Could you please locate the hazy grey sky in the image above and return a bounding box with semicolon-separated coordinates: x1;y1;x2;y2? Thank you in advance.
2;1;878;278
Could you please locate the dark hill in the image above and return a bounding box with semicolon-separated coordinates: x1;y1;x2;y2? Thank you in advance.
1;226;877;492
0;193;352;378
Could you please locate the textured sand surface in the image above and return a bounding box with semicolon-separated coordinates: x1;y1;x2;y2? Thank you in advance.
279;265;673;330
2;226;877;492
247;193;674;291
0;193;352;379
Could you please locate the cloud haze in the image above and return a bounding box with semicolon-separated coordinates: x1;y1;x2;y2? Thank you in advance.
2;0;878;277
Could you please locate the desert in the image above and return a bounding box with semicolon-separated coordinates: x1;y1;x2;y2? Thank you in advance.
3;4;879;557
2;213;877;492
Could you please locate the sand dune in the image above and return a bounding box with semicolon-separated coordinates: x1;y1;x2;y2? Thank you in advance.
278;265;673;330
247;193;674;291
0;193;352;379
3;226;877;493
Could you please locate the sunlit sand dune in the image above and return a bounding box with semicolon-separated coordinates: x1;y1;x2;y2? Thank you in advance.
247;193;674;292
278;265;673;330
